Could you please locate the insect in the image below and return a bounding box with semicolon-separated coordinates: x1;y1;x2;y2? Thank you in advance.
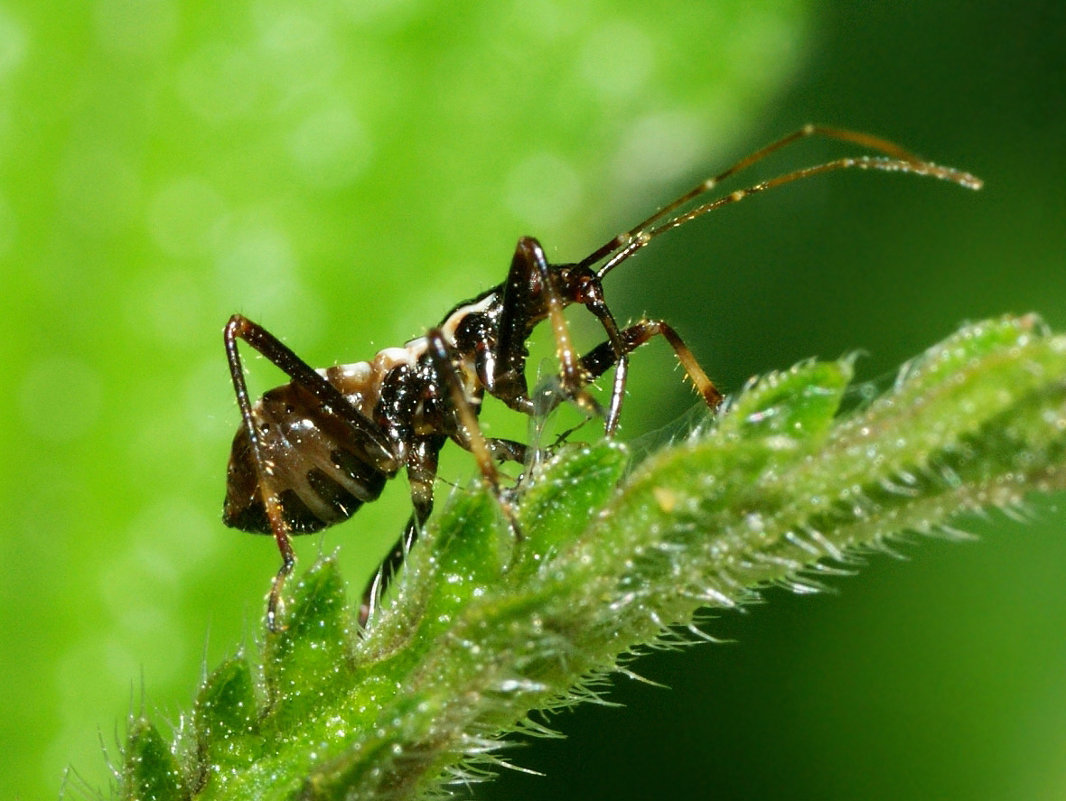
222;125;981;629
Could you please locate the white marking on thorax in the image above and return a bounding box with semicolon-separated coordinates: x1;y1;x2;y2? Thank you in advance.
321;340;430;418
321;294;495;421
440;294;496;346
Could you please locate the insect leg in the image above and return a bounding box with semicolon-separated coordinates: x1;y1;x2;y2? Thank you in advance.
569;319;724;424
484;437;529;465
426;326;524;531
358;436;441;626
494;237;603;418
557;272;633;435
224;314;398;629
526;238;605;416
356;435;528;627
425;327;503;487
226;315;396;461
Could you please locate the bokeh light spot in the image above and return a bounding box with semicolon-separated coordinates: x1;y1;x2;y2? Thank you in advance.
56;147;141;236
577;19;655;99
613;111;718;192
0;7;27;79
19;357;103;443
505;152;582;231
287;103;371;189
147;176;226;258
94;0;178;58
178;42;260;122
213;219;326;344
215;222;297;306
123;267;208;348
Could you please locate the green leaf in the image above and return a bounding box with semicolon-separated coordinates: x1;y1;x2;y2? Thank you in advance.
192;658;262;772
122;316;1066;800
123;719;188;801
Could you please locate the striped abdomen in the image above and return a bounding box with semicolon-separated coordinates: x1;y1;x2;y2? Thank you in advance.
223;379;398;535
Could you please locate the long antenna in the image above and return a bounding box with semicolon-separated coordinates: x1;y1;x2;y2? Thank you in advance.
576;124;982;279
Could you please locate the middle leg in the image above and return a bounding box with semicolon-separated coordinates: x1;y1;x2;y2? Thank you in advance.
359;436;441;627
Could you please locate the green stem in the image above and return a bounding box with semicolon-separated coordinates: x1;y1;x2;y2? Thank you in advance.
122;315;1066;801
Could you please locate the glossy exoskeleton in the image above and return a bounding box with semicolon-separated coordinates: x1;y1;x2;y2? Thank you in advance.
222;125;981;629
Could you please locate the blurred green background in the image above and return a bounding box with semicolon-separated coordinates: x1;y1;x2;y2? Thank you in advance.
3;1;1065;799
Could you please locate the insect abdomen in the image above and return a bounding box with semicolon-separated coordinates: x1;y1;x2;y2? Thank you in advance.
223;383;394;535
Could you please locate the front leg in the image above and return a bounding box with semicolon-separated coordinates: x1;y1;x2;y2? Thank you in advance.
582;319;722;409
575;318;723;422
492;237;602;418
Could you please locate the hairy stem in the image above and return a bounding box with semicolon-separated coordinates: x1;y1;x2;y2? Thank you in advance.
121;315;1066;801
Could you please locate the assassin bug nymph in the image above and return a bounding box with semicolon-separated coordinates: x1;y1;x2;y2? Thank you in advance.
222;125;981;629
